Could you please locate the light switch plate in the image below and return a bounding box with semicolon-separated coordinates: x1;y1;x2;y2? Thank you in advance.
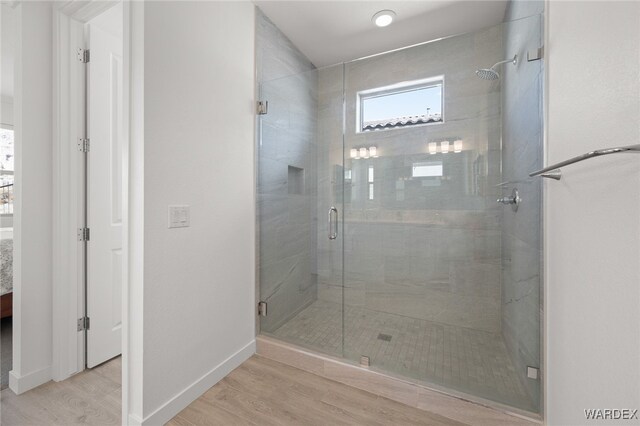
527;366;539;380
168;205;190;228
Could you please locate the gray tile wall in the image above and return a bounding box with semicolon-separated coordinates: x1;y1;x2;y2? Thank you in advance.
256;8;320;332
500;1;544;412
317;26;506;333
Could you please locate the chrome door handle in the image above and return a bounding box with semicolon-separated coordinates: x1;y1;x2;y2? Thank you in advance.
328;207;338;240
497;196;518;205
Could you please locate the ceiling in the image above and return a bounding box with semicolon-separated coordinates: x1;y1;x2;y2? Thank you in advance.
255;0;509;67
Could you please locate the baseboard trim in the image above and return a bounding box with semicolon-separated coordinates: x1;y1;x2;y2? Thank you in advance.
256;336;542;425
139;339;256;426
8;366;52;394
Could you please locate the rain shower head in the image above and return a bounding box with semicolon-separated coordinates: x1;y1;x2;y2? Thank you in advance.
476;68;500;80
475;55;517;80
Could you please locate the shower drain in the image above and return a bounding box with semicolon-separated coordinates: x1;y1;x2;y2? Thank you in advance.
377;333;393;342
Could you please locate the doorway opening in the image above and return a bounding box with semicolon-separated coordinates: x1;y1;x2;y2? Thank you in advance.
2;2;127;421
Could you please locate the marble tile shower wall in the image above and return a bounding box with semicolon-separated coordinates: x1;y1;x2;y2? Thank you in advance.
256;9;320;332
317;26;506;333
500;2;544;411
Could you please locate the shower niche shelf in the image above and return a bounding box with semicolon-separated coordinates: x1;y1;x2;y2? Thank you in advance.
288;165;305;195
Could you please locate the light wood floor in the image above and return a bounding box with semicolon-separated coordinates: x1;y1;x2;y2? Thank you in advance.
0;356;121;426
1;355;482;426
169;355;468;426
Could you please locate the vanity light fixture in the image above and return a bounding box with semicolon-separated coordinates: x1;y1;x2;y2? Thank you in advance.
428;142;438;155
372;10;396;27
454;140;463;153
441;140;450;154
352;147;380;159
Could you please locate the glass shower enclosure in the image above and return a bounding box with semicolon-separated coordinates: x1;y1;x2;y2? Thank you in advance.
257;14;543;414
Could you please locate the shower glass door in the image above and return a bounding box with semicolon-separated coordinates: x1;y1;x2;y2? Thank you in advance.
341;15;542;413
257;13;542;416
258;65;345;358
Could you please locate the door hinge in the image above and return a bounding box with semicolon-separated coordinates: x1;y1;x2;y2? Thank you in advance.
77;48;90;63
360;355;371;367
527;366;539;380
77;227;90;241
77;317;90;331
258;301;268;317
78;138;90;153
257;101;268;115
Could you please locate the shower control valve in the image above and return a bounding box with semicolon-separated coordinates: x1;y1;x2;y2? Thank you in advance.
497;188;521;212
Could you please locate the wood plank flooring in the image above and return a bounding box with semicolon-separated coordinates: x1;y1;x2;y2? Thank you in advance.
170;355;469;426
0;356;121;426
1;354;501;425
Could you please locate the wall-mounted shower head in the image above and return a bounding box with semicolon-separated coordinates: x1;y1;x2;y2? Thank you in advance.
476;68;500;80
475;55;517;80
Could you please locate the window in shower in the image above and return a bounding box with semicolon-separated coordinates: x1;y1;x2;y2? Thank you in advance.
357;76;443;133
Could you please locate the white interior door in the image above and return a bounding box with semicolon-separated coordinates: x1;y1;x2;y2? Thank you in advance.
86;7;123;368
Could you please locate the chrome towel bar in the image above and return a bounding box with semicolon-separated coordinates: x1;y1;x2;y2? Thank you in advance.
529;144;640;180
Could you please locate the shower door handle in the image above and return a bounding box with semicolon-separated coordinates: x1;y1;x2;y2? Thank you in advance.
328;207;338;240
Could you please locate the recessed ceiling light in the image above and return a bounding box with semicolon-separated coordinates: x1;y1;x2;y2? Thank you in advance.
372;10;395;27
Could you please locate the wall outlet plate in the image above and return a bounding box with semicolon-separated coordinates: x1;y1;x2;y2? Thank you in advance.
168;205;190;228
527;366;539;380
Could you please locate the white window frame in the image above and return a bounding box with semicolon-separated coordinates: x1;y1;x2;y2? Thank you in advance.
0;125;14;217
356;75;445;134
0;124;15;178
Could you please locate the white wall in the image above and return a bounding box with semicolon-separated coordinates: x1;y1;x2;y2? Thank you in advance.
128;2;256;424
1;3;15;101
545;1;640;424
10;1;54;393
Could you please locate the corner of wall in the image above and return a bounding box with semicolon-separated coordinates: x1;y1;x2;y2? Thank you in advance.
11;0;54;395
138;340;255;426
8;365;51;395
126;0;145;422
